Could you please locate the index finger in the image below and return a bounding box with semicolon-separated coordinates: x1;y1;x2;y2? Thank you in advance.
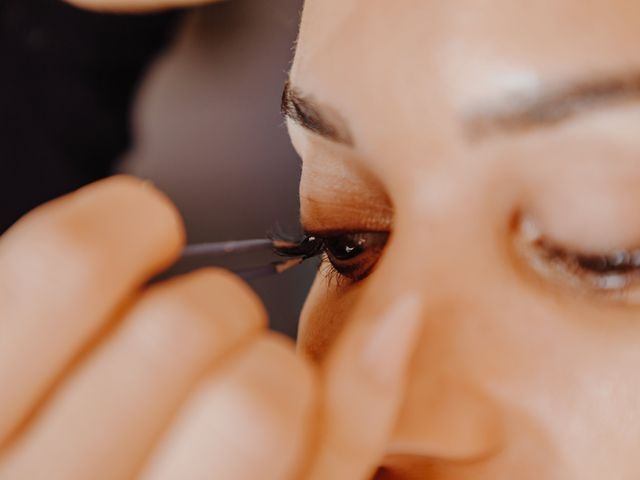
305;296;423;480
0;176;184;444
63;0;222;13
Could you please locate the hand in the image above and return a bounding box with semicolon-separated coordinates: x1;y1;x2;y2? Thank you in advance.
0;176;421;479
63;0;222;13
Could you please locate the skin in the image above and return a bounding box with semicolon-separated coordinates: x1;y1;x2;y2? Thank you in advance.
0;174;418;480
290;0;640;478
0;5;419;480
3;0;640;479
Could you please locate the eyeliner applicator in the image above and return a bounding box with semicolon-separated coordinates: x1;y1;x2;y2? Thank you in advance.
162;238;303;282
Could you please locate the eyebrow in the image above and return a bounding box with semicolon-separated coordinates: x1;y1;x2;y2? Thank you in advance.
283;72;640;145
466;72;640;140
281;81;354;146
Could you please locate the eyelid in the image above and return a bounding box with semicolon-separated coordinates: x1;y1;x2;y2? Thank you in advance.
319;231;389;282
515;214;640;302
273;230;389;285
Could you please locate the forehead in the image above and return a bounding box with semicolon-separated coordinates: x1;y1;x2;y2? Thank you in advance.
292;0;640;149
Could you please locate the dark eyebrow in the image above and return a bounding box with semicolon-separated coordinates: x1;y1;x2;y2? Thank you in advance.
281;81;354;146
466;72;640;141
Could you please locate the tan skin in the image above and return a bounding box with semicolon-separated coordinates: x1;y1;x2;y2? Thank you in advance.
2;0;640;479
293;0;640;478
0;2;417;479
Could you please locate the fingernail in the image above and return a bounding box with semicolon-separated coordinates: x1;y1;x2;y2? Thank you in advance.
361;296;423;387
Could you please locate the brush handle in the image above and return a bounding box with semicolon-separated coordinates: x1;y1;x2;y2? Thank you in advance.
150;239;302;284
181;239;274;259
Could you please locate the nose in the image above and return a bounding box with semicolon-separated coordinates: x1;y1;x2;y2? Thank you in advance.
385;309;504;463
369;190;510;465
379;288;504;464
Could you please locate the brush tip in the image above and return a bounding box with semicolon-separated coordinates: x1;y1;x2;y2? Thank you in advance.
275;256;304;274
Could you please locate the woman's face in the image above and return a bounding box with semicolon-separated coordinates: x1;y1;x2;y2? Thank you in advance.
286;1;640;478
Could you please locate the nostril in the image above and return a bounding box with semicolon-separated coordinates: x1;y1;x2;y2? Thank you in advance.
372;466;392;479
371;461;432;479
388;379;503;463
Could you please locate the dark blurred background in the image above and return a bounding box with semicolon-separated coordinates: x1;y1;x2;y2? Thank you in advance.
0;0;310;337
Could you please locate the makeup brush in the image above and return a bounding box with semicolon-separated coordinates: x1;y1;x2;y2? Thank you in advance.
181;238;295;259
155;238;303;282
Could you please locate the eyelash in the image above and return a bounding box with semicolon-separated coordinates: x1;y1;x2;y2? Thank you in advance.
317;253;352;289
535;240;640;294
273;222;640;301
272;231;389;285
517;218;640;301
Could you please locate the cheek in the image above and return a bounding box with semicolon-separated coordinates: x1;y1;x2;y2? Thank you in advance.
295;228;640;474
297;275;363;363
390;293;640;474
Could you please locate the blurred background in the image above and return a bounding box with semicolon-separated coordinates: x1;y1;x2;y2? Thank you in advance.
0;0;310;337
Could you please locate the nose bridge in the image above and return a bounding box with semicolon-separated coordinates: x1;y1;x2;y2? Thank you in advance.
392;160;504;299
374;166;509;461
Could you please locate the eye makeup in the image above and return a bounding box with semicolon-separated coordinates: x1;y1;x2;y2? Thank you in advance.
273;231;390;283
154;228;389;287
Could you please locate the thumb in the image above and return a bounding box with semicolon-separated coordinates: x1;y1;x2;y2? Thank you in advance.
305;296;423;480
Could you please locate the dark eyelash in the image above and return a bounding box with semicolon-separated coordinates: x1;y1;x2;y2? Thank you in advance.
270;233;352;287
538;240;640;275
316;253;353;289
526;238;640;299
270;234;325;259
515;216;640;301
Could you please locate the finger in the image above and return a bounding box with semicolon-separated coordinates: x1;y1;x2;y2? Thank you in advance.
140;335;316;480
0;269;265;480
0;176;184;444
63;0;222;13
305;296;423;480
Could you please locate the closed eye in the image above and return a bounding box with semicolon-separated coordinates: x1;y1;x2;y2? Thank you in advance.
516;216;640;301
